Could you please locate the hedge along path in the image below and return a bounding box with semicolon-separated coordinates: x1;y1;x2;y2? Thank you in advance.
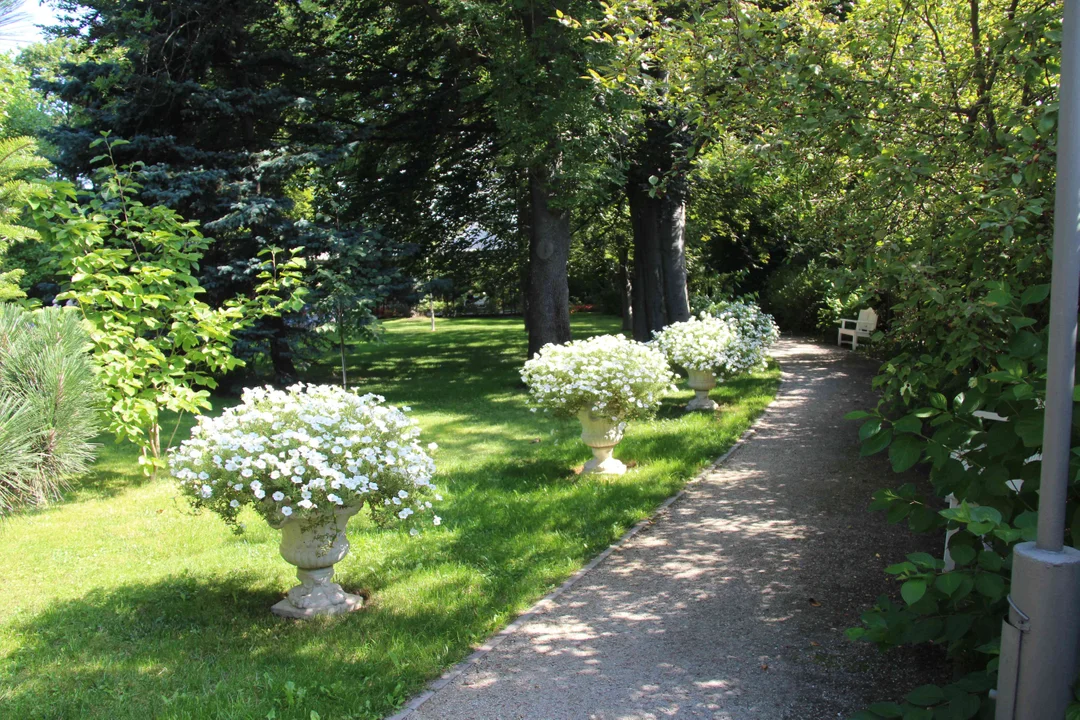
396;338;946;720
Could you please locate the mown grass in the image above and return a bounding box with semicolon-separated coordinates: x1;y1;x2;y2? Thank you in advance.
0;315;779;720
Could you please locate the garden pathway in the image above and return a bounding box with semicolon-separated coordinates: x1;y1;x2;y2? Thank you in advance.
396;338;940;720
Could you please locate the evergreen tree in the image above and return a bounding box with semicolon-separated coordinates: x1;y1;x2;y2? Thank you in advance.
44;0;394;378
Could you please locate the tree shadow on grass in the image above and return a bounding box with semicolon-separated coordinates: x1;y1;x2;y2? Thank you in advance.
3;568;510;720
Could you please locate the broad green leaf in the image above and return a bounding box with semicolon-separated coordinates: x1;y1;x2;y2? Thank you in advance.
935;572;964;596
1009;331;1041;358
905;684;946;706
948;692;981;719
948;545;976;566
1020;284;1050;306
902;709;933;720
889;435;923;472
985;289;1013;308
860;419;883;441
907;552;938;568
901;579;927;606
944;614;975;642
862;429;894;457
893;414;923;434
975;573;1005;600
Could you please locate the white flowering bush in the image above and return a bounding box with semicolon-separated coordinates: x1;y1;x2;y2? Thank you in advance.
169;384;440;529
694;299;780;378
521;335;677;420
650;315;738;374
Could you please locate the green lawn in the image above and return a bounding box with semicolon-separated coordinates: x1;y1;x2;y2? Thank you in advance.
0;316;779;720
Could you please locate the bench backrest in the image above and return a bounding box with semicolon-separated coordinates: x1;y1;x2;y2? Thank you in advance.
857;308;878;333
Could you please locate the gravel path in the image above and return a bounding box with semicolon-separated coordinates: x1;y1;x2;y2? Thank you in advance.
398;338;943;720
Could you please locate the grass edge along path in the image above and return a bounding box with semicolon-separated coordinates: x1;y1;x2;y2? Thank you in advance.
0;316;780;720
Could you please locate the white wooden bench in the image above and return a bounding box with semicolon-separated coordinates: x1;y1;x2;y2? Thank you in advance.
837;308;878;350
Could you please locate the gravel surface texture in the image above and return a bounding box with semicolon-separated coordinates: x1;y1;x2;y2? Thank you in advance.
399;338;945;720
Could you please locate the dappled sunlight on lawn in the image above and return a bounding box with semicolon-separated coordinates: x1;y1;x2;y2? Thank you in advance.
0;316;780;720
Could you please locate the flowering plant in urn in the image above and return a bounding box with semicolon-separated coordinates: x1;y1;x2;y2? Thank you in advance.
698;300;780;377
652;306;777;412
521;335;676;474
170;383;440;617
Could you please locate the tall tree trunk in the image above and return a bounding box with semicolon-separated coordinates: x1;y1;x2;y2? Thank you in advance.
627;110;692;338
628;176;667;342
618;245;633;332
518;187;532;335
525;168;572;357
659;189;690;324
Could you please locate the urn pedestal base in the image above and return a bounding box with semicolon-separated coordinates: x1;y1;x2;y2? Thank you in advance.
582;446;627;475
271;506;364;619
577;410;627;476
271;566;364;618
685;369;718;412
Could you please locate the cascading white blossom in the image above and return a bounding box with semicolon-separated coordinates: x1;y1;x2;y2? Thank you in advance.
520;334;677;420
654;301;779;379
703;300;780;377
169;383;440;528
650;315;738;374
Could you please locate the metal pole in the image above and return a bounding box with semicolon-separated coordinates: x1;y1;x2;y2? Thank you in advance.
1039;0;1080;552
995;1;1080;716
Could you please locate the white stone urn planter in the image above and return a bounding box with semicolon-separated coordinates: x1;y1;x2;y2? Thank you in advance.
685;369;718;412
577;409;627;475
269;505;364;619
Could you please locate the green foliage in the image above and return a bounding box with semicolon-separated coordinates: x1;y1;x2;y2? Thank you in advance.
308;229;400;387
760;261;845;334
35;137;306;474
0;136;50;300
45;1;360;377
845;302;1070;709
0;304;101;514
580;0;1070;711
801;0;1068;710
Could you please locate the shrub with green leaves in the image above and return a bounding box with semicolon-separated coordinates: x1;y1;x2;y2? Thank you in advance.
0;135;50;301
34;136;306;474
842;285;1073;718
0;304;101;513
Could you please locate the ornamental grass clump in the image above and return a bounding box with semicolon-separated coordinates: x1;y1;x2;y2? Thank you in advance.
0;305;101;514
170;383;440;529
520;334;677;421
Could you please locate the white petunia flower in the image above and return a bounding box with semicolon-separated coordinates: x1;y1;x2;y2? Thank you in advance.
169;383;439;528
